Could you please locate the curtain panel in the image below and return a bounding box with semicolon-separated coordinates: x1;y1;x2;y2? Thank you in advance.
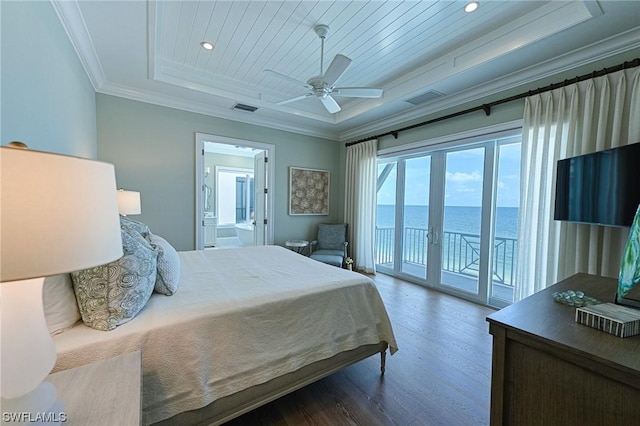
344;139;378;273
516;68;640;301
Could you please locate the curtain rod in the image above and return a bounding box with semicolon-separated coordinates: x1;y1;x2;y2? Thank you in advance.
345;57;640;147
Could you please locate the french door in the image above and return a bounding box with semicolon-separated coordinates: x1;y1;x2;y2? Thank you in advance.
376;134;520;307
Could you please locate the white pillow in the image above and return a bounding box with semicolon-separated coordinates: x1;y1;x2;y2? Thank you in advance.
149;233;181;296
43;274;81;335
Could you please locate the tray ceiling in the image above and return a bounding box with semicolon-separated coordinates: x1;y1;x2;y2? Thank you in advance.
53;1;640;140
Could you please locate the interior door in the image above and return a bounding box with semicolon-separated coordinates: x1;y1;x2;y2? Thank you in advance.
253;151;267;246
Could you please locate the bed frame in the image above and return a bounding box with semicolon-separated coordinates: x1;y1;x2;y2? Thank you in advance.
51;246;396;425
155;342;388;425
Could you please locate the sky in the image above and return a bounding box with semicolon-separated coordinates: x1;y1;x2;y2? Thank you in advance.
377;142;521;208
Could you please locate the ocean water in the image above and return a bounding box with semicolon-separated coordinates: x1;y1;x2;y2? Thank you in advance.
376;205;518;238
376;205;519;285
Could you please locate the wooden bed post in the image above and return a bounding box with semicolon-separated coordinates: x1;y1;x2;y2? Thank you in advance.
380;343;388;375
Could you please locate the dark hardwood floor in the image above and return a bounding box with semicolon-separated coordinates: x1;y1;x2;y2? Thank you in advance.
226;273;497;426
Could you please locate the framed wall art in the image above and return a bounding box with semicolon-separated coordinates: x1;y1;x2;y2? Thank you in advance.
289;167;329;215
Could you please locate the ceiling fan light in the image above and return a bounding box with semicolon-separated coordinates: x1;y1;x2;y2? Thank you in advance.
464;2;479;13
200;41;214;50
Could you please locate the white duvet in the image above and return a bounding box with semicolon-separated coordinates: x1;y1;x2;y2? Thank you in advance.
52;245;397;424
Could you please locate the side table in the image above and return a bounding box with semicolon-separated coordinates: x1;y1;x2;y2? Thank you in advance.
46;351;142;425
285;239;309;255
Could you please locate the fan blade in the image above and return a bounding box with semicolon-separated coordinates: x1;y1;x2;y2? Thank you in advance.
319;95;341;114
332;87;383;98
264;70;312;89
323;54;351;88
276;93;313;105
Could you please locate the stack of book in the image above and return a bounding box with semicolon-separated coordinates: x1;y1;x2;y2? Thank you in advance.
575;302;640;338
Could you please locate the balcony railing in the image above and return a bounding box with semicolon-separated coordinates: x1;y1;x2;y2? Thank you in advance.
375;227;517;286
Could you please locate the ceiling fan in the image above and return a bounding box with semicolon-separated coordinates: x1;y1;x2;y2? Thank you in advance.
265;24;383;114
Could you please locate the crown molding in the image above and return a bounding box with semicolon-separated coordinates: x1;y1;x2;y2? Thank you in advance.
50;0;105;91
96;82;339;141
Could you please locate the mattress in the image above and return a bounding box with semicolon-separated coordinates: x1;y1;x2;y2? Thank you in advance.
52;245;397;424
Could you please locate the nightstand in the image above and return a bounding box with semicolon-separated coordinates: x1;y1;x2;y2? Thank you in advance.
46;351;141;426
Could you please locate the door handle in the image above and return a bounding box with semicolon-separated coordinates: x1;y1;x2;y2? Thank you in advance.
426;227;439;245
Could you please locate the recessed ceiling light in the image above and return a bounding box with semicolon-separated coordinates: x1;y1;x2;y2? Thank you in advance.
200;41;214;51
464;1;479;13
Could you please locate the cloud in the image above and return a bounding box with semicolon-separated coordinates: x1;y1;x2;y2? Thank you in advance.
446;170;482;182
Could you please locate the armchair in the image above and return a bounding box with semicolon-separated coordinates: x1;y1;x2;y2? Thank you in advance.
309;223;348;267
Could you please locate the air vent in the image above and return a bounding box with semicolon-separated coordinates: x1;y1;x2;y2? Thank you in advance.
231;103;258;113
405;90;445;106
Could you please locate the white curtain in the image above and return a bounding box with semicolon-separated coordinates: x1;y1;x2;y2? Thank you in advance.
344;139;378;273
516;68;640;301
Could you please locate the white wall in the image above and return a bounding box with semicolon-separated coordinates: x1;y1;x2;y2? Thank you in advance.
1;1;97;157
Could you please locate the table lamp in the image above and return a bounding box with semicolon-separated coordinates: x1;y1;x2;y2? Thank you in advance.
1;144;123;421
117;189;141;216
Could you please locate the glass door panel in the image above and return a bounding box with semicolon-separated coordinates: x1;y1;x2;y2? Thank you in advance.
401;156;431;278
440;148;485;294
491;142;521;305
375;162;397;272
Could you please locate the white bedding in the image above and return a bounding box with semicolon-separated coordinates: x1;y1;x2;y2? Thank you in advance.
52;245;397;424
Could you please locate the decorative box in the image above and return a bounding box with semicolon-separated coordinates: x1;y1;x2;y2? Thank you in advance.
575;302;640;338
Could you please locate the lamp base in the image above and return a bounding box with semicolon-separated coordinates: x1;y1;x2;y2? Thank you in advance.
1;381;63;425
1;277;60;424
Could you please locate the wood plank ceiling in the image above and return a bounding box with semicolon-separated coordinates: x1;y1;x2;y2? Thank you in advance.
156;1;534;104
59;0;639;139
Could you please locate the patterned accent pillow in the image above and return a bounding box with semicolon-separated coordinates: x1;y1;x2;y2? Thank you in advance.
71;227;158;331
119;216;151;238
149;233;181;296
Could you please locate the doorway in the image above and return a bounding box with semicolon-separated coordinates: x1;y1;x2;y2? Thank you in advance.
195;133;275;250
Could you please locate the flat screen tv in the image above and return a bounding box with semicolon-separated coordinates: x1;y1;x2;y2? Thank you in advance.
554;142;640;227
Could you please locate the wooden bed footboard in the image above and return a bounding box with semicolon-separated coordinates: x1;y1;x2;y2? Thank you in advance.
155;342;390;426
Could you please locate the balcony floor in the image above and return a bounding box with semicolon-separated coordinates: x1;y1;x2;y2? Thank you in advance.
377;262;514;303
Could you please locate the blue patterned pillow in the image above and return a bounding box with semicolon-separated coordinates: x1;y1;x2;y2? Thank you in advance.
71;227;158;331
149;233;180;296
119;216;151;238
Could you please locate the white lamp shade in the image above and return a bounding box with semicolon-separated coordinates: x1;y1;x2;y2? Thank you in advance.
117;189;141;215
1;147;123;282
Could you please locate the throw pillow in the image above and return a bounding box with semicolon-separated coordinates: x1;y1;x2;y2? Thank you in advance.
71;227;158;331
119;216;151;238
43;274;81;335
149;233;181;296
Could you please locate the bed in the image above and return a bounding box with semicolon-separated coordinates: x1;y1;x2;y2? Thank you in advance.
51;245;398;425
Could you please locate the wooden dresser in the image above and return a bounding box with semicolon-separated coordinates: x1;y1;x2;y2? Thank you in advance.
487;273;640;425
